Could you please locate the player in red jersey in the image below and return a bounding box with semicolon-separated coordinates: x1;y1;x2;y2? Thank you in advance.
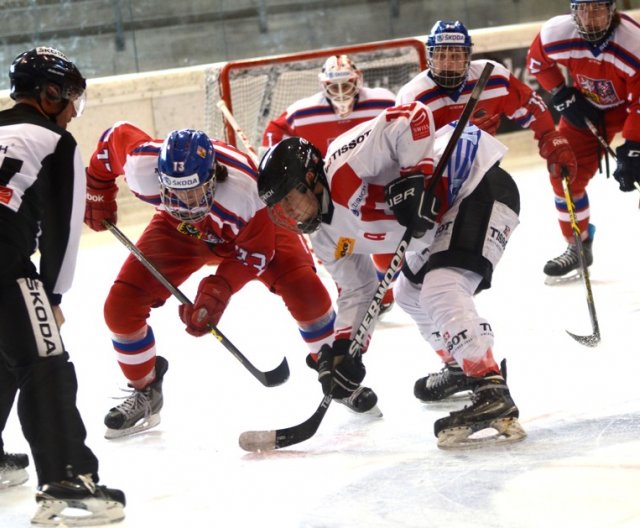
262;55;399;313
84;123;337;438
527;0;640;280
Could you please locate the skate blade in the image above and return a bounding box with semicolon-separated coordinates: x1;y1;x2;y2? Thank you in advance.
335;400;383;418
104;413;161;439
437;417;527;450
544;271;582;286
32;498;125;526
418;391;473;407
0;468;29;489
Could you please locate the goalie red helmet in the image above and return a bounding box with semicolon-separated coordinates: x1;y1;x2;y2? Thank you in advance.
570;0;616;42
257;137;326;234
426;20;473;89
158;129;216;224
318;55;363;118
9;47;87;116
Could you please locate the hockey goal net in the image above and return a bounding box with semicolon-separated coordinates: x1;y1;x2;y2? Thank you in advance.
204;38;427;155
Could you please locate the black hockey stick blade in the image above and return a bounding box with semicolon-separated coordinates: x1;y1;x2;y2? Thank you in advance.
239;395;332;452
103;220;289;386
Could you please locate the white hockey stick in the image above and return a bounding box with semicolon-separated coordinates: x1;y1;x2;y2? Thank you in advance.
217;100;260;165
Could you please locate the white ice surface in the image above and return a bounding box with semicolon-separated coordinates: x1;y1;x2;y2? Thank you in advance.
1;157;639;528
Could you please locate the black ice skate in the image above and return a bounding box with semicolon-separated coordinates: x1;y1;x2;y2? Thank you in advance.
434;373;526;449
305;353;382;417
104;355;168;439
0;451;29;488
414;362;480;403
544;224;595;284
32;471;125;526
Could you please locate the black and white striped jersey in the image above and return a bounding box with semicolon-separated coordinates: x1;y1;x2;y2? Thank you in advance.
0;103;85;305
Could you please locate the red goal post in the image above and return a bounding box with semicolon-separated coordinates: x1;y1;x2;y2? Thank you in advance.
213;38;427;154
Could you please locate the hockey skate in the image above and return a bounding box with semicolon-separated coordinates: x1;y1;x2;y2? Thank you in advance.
0;451;29;488
305;353;382;417
544;224;595;285
104;356;168;439
32;471;125;526
434;374;526;449
414;362;480;403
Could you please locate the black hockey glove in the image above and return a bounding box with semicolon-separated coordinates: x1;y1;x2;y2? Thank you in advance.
550;85;601;130
316;339;365;399
613;141;640;192
385;174;440;239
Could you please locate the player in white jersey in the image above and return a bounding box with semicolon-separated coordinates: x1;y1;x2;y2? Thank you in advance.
257;101;526;448
261;55;399;314
0;47;125;525
527;0;640;279
391;21;576;396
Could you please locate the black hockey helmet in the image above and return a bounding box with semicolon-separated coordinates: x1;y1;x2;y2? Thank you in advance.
9;47;86;111
257;137;326;233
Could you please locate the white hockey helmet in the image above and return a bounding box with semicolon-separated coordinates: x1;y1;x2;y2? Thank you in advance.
318;55;363;118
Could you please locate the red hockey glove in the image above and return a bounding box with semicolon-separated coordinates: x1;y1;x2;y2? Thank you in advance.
179;275;232;337
470;109;501;136
539;131;577;183
84;170;118;231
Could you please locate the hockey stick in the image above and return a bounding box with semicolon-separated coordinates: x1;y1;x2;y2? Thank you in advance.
103;220;290;386
560;175;601;347
217;100;260;165
238;62;496;452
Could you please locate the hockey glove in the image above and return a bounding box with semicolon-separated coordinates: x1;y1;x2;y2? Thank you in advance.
179;275;232;337
539;131;577;183
613;141;640;192
84;170;118;231
470;108;501;136
385;174;440;239
317;339;366;399
550;85;601;130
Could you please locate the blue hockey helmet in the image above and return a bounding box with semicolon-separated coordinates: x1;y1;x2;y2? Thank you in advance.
426;20;473;89
10;47;86;116
570;0;616;42
158;129;216;223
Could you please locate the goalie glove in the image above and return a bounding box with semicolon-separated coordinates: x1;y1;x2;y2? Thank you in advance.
613;141;640;192
550;85;601;130
84;170;118;231
385;174;440;239
539;131;577;183
317;339;366;399
179;275;232;337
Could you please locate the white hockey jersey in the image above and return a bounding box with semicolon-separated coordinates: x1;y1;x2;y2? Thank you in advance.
311;102;507;339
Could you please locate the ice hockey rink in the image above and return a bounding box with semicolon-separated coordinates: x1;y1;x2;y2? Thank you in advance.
1;153;639;528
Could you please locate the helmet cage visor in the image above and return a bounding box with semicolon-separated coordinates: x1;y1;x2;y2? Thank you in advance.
159;170;216;223
427;45;471;89
266;179;322;234
571;1;615;42
321;76;361;116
